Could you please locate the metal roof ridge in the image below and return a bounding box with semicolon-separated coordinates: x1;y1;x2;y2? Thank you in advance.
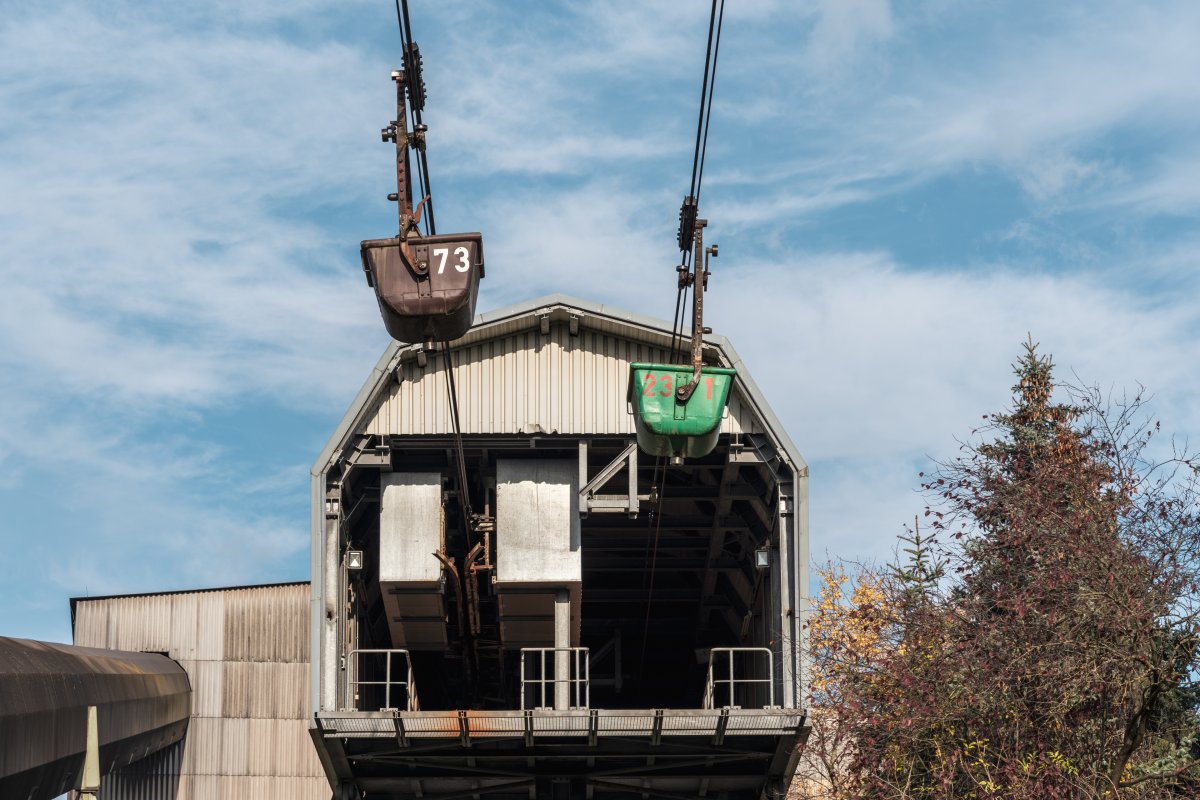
312;293;805;475
472;293;677;334
69;579;310;607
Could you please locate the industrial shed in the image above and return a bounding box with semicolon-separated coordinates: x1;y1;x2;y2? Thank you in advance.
70;583;326;799
310;294;811;799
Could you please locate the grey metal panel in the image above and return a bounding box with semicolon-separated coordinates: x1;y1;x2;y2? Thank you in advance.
179;716;221;775
74;585;311;667
222;585;309;663
364;325;762;437
218;717;250;776
221;661;308;720
176;660;222;718
101;595;173;654
0;638;191;799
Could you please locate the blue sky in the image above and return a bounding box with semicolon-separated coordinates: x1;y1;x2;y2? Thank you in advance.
2;0;1199;644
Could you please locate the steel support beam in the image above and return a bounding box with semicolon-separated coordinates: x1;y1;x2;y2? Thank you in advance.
579;441;640;517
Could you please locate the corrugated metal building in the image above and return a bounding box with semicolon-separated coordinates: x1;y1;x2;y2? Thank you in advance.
310;294;810;798
71;583;327;799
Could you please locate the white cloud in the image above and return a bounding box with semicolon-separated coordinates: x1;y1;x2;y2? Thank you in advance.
0;1;391;640
707;250;1200;562
0;2;391;413
712;2;1200;230
1097;150;1200;215
806;0;894;71
4;0;1200;644
472;180;683;316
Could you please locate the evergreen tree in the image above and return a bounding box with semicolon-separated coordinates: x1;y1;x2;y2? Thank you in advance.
829;341;1200;800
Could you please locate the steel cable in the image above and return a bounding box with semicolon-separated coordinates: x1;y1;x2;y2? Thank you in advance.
642;0;727;679
693;0;724;211
395;0;436;235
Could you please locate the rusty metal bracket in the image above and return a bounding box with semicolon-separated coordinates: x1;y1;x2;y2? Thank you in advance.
676;218;709;404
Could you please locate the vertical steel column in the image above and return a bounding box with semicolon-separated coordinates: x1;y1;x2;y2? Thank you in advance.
78;706;99;800
554;589;570;709
324;492;341;711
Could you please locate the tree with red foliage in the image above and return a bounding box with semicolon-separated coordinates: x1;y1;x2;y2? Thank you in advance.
829;340;1200;799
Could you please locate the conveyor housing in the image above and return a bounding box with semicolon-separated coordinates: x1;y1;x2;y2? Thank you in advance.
0;637;191;800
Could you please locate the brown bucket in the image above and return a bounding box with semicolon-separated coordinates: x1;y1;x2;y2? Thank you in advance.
362;232;485;343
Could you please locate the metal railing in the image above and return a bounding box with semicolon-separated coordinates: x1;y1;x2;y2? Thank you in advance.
348;649;419;712
520;647;589;710
703;647;775;709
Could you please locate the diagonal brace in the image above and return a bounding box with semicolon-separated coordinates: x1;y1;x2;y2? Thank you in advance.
579;441;640;517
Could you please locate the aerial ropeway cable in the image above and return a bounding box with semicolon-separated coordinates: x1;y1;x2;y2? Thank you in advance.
636;0;737;678
628;0;735;466
361;0;485;346
359;1;493;696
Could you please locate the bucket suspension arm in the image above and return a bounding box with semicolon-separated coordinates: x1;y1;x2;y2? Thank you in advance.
677;218;715;403
382;68;428;276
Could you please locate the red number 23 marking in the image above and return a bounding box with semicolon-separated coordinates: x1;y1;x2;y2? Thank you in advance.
644;373;684;398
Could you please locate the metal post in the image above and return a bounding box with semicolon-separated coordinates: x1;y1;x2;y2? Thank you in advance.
728;648;735;707
554;589;570;709
519;650;527;710
385;652;393;710
79;705;100;799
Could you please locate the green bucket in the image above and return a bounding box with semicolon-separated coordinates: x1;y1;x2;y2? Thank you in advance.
628;363;736;460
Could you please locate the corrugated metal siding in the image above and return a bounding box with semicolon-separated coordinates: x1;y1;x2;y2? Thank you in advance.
99;740;183;800
222;585;309;663
365;323;764;437
73;584;328;799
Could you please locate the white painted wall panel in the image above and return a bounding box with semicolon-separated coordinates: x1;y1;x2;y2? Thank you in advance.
379;473;443;584
495;460;580;587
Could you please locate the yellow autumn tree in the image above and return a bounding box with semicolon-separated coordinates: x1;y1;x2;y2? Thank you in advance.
791;562;889;800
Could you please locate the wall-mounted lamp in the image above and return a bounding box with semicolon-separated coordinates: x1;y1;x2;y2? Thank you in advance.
754;546;772;571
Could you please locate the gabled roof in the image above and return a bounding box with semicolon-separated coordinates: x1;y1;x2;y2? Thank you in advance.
312;294;804;475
